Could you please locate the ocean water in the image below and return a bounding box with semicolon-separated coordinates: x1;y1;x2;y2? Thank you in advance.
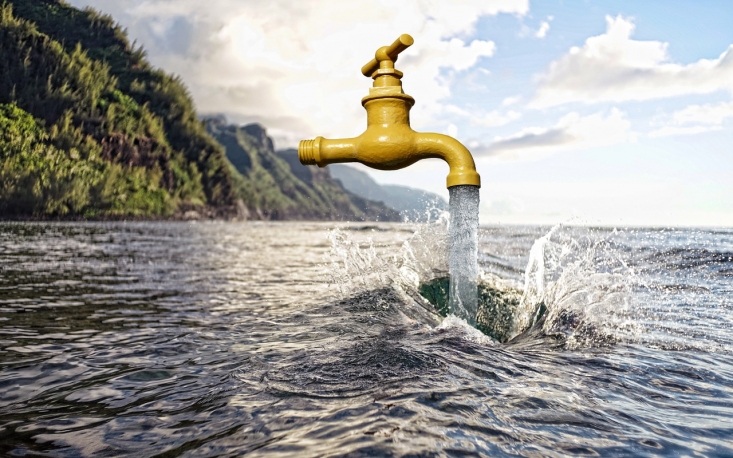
0;221;732;457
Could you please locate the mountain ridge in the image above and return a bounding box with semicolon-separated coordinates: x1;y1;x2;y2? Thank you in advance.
205;118;401;221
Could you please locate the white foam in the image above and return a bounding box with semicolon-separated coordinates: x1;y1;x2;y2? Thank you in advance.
436;315;497;346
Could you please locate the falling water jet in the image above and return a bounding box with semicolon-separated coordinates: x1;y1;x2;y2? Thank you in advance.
449;185;480;325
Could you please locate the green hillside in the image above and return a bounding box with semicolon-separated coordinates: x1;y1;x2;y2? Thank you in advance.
0;0;400;221
0;0;234;217
206;119;400;221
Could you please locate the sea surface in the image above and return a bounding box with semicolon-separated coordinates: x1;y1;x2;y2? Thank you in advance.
0;221;732;457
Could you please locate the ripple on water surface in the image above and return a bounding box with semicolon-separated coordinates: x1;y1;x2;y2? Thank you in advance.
0;221;732;457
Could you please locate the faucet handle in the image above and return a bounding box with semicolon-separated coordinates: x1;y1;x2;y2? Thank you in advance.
361;34;414;77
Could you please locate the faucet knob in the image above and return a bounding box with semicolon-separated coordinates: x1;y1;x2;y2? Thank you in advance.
361;34;414;78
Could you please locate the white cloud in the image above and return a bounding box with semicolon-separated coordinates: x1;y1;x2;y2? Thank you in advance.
68;0;528;147
531;15;733;108
648;125;723;138
471;110;522;127
648;100;733;137
444;104;521;127
502;96;521;106
477;108;632;157
671;100;733;125
535;20;550;39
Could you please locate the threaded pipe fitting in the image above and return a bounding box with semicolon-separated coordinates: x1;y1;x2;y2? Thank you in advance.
298;138;318;165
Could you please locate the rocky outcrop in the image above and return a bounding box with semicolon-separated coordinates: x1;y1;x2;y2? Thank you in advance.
205;118;401;222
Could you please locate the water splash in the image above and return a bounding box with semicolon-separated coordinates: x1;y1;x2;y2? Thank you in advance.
448;185;480;325
325;204;454;290
511;225;561;338
327;223;733;352
435;315;497;346
327;228;392;293
325;220;641;348
511;226;638;347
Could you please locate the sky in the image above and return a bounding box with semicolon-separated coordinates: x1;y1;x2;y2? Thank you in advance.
68;0;733;227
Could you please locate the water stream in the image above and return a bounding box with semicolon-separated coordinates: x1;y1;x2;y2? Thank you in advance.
448;185;480;325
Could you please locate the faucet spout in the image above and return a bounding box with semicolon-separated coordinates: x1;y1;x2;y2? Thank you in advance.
414;133;481;188
298;131;480;188
298;34;480;189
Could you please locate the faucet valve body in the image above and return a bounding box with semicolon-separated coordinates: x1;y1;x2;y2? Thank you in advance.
298;34;480;189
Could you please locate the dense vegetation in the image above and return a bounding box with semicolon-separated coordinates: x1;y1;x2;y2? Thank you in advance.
0;0;401;220
0;0;230;217
206;119;400;221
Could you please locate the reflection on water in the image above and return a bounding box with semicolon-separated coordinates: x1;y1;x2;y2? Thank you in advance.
1;221;732;456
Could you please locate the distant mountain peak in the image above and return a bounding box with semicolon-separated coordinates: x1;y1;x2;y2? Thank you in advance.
328;164;447;222
199;114;228;126
241;123;273;152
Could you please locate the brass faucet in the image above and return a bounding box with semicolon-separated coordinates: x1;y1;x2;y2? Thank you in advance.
298;34;481;189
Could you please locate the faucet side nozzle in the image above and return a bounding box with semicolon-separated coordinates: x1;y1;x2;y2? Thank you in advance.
298;137;321;165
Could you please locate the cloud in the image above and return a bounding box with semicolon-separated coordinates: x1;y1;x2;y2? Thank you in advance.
471;110;522;127
518;15;551;39
648;125;723;138
531;15;733;108
444;104;521;127
68;0;528;147
502;96;521;106
670;100;733;125
477;108;632;156
648;100;733;137
535;19;551;38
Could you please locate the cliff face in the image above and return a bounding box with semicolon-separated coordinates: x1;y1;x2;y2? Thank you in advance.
206;119;401;221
